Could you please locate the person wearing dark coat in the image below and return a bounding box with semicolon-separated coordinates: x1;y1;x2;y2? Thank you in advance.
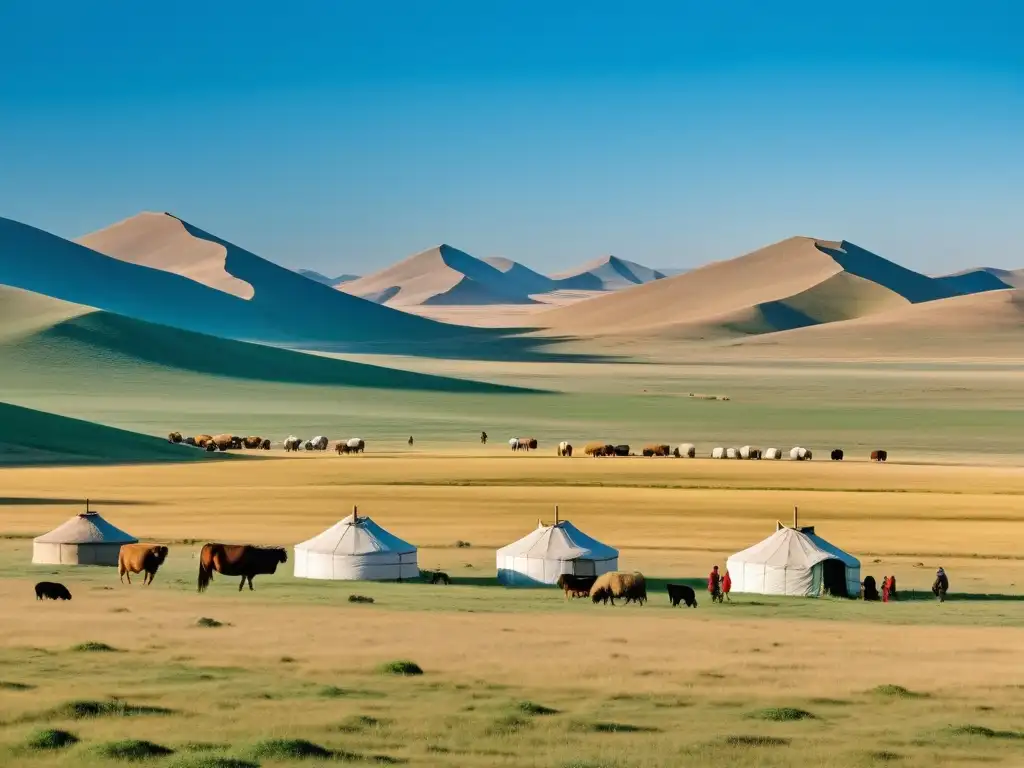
481;431;488;444
708;565;722;603
862;576;879;601
932;568;949;602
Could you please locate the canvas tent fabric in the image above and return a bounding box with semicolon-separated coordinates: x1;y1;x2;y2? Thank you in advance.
293;512;418;581
726;525;860;597
496;520;618;585
32;511;137;566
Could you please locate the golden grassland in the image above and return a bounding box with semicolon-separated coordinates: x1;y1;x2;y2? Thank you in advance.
2;454;1024;767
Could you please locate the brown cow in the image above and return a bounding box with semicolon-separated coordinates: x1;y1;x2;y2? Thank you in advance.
871;449;888;462
197;544;288;592
243;436;263;449
642;443;671;457
195;434;214;448
168;432;183;444
119;543;169;585
212;434;235;451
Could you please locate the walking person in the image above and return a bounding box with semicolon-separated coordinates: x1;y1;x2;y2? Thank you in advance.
932;567;949;602
881;575;890;603
722;569;732;602
708;565;722;604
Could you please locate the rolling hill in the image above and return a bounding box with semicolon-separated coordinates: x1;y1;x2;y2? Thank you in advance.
0;400;217;465
0;214;512;355
539;237;968;338
482;256;559;295
0;285;522;393
551;255;666;290
296;269;360;287
342;244;542;306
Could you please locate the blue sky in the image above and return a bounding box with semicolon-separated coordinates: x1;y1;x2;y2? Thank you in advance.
0;1;1020;275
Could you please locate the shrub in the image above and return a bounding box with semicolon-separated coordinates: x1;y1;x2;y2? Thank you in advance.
348;594;375;604
49;699;174;719
169;758;258;768
195;617;224;628
746;707;816;722
514;701;559;716
570;721;656;734
250;738;332;759
871;685;927;699
0;680;34;690
71;641;117;653
96;739;174;760
25;729;79;750
334;715;385;733
455;540;471;548
946;724;1022;739
377;660;423;676
723;735;791;747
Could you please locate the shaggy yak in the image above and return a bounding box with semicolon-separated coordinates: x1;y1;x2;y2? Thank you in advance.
243;436;264;449
205;441;218;452
421;570;450;585
642;443;671;457
168;431;183;444
260;438;271;450
871;449;888;462
613;444;630;457
197;544;288;592
557;441;573;457
666;583;698;608
118;543;169;585
831;449;844;461
35;581;72;601
584;442;609;457
211;434;235;451
184;436;197;447
284;436;302;452
556;574;596;599
590;572;647;606
194;434;214;448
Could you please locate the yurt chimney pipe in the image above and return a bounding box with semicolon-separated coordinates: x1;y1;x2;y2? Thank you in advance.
794;505;799;530
555;505;559;525
353;505;358;523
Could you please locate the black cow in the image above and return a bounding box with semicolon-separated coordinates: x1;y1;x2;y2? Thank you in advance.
831;449;844;461
666;583;698;608
35;582;72;601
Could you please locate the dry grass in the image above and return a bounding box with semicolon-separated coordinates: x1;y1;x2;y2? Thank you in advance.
1;455;1023;766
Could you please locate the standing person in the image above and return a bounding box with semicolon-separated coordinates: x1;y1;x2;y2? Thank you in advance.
932;568;949;602
888;574;897;601
722;569;732;602
481;431;488;445
881;575;890;603
708;565;722;603
408;436;414;446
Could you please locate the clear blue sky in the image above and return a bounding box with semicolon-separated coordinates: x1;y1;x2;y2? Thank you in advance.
1;1;1020;275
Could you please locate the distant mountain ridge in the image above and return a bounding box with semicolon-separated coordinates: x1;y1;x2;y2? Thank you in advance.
551;255;666;290
297;269;359;287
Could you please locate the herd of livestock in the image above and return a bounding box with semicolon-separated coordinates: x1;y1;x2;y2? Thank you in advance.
167;432;365;454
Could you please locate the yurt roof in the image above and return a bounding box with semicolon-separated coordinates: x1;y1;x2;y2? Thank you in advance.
34;511;137;545
295;512;416;556
729;526;859;569
497;520;617;561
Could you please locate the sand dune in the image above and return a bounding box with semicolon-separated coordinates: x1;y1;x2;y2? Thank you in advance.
297;269;359;286
1;214;503;354
0;285;518;393
551;255;666;290
539;237;966;337
937;267;1021;292
0;400;214;465
483;256;559;295
343;244;543;306
732;288;1024;359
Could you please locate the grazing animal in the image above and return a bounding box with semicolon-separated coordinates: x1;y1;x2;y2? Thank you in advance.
260;438;271;450
871;449;888;462
642;443;671;457
558;441;573;457
283;436;302;452
790;446;812;461
168;431;183;444
831;449;844;461
35;581;72;601
212;434;235;451
118;544;169;585
556;574;596;599
584;442;609;457
862;576;880;601
525;438;538;450
711;447;726;459
346;438;365;453
509;437;520;451
194;434;214;448
197;544;288;592
205;441;218;452
303;440;313;451
740;445;761;460
243;436;263;449
423;570;450;585
674;443;696;458
666;583;698;608
184;436;197;447
335;442;351;454
310;435;329;451
230;436;243;449
726;447;741;459
613;444;630;457
763;447;782;460
590;571;647;606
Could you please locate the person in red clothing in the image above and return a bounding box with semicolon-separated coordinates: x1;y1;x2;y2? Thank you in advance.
882;575;890;603
722;569;732;602
887;574;897;601
708;565;722;603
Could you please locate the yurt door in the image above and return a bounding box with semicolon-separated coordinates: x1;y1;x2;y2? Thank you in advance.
573;559;596;577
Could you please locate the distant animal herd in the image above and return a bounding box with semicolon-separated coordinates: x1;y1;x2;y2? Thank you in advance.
168;430;889;462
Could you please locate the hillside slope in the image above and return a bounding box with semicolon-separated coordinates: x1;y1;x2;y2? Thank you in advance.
297;269;360;286
540;237;962;337
483;257;558;295
551;256;666;290
0;400;216;465
0;214;499;354
936;267;1020;293
343;244;540;306
0;286;521;393
732;289;1024;359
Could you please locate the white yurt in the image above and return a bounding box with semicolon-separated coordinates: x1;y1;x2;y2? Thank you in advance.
496;510;618;585
293;508;418;581
32;506;137;566
726;513;860;598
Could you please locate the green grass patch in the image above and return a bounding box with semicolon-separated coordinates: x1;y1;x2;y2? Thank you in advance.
0;680;34;690
870;684;928;699
71;641;118;652
348;594;375;603
169;758;258;768
195;617;224;628
180;743;228;753
95;739;174;760
250;738;333;760
570;720;657;734
723;735;791;747
869;751;904;762
946;724;1023;739
747;707;817;722
377;659;423;676
47;699;175;719
334;715;386;733
514;700;559;716
318;685;382;699
488;715;533;736
25;729;79;750
808;698;852;706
